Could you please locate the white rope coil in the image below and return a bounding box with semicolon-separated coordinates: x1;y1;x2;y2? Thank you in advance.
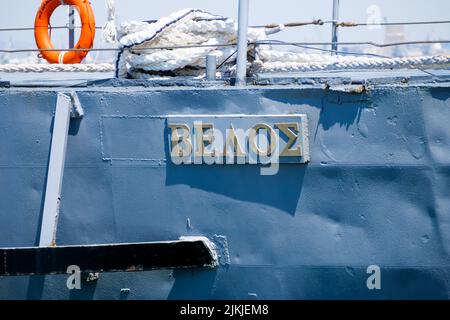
115;9;450;78
0;63;115;73
115;9;269;78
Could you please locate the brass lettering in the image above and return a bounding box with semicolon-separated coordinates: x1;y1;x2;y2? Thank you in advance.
248;123;277;156
194;122;215;157
224;124;245;157
168;124;192;158
276;122;302;156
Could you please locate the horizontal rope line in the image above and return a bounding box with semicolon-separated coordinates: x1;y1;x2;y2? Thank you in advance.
1;40;449;54
0;63;115;73
340;20;450;27
255;40;450;48
259;20;450;27
0;26;104;32
0;43;238;53
1;20;450;32
3;54;449;73
252;20;324;28
254;55;450;73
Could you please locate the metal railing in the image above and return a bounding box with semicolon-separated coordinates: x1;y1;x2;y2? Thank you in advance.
0;1;447;54
0;0;449;82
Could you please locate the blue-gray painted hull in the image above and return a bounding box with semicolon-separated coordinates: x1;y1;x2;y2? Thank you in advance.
0;78;449;299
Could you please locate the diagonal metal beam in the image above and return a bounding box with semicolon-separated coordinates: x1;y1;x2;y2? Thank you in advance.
39;93;72;247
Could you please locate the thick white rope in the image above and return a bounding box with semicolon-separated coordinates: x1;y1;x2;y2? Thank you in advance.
253;54;450;73
1;55;449;73
0;63;115;73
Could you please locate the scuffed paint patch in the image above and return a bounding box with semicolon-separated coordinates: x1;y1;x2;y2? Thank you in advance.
179;236;219;268
328;84;366;94
212;235;230;267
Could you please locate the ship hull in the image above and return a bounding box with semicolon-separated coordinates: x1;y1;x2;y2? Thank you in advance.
1;75;450;299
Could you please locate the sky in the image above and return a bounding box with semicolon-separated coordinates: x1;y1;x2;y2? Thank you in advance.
0;0;449;59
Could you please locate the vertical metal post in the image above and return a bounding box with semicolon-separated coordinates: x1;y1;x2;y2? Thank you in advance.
39;93;72;247
68;6;75;48
206;53;217;81
235;0;249;86
331;0;340;55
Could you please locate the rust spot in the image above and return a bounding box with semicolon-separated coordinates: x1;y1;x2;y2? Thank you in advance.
328;84;366;94
125;265;143;272
348;85;366;93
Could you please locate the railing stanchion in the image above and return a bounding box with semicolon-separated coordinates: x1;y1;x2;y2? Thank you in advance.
331;0;340;55
69;6;75;48
236;0;249;86
206;53;217;81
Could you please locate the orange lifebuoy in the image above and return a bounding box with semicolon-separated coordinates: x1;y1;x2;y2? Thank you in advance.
34;0;95;64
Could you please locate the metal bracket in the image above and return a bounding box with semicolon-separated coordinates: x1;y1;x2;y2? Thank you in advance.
68;92;84;118
0;81;10;88
1;237;218;276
